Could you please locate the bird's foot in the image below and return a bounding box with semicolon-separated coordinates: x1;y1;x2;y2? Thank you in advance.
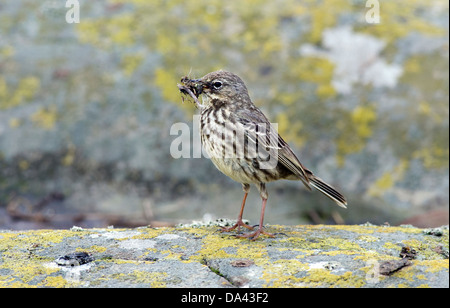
220;219;254;233
236;227;275;241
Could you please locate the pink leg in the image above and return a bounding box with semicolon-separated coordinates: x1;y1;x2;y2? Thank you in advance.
221;192;254;232
237;197;274;241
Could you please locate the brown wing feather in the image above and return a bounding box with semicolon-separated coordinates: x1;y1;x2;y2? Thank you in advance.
237;108;311;189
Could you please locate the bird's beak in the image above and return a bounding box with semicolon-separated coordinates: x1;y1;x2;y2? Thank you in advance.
180;77;204;97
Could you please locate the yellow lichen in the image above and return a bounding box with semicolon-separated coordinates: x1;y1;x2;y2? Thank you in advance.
0;45;15;58
303;269;365;288
358;0;447;43
0;77;8;102
111;270;168;287
190;229;268;261
351;106;377;138
276;112;306;148
62;145;76;166
420;260;449;273
9;117;21;128
305;0;350;43
31;107;58;130
0;76;40;110
262;259;309;287
392;263;416;282
132;270;168;287
357;235;380;243
0;225;447;287
39;276;68;288
335;105;377;166
368;159;409;197
121;53;144;76
154;68;187;104
293;57;336;99
383;242;401;250
78;245;107;254
413;146;450;169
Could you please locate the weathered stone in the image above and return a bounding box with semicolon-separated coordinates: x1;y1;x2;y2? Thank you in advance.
0;224;448;288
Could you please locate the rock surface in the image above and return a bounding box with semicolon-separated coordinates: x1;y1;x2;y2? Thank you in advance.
0;223;448;288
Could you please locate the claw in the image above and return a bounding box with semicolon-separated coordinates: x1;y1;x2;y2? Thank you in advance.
236;227;275;241
220;220;254;232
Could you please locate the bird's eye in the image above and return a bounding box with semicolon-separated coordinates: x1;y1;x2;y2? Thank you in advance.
212;81;223;89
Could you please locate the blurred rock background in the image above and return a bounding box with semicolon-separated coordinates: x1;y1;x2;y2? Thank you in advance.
0;0;448;229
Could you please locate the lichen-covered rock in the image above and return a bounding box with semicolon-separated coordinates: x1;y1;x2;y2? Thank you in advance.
0;0;448;229
0;224;448;288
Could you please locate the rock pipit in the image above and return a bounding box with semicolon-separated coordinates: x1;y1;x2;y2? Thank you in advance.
178;70;347;240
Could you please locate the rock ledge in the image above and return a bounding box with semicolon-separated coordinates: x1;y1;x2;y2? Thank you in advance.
0;224;448;288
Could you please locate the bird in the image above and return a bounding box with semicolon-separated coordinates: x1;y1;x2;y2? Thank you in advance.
178;70;347;240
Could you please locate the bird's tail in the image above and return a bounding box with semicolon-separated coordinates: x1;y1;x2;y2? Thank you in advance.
306;171;348;209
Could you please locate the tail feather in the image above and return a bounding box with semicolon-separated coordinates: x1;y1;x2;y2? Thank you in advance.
308;174;347;209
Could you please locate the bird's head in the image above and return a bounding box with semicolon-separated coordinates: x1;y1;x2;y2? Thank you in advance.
179;70;251;108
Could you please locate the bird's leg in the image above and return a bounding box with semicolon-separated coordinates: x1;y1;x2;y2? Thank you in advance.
221;184;253;232
237;197;275;240
237;183;275;240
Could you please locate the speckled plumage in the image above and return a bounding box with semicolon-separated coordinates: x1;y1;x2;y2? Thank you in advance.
180;70;347;240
